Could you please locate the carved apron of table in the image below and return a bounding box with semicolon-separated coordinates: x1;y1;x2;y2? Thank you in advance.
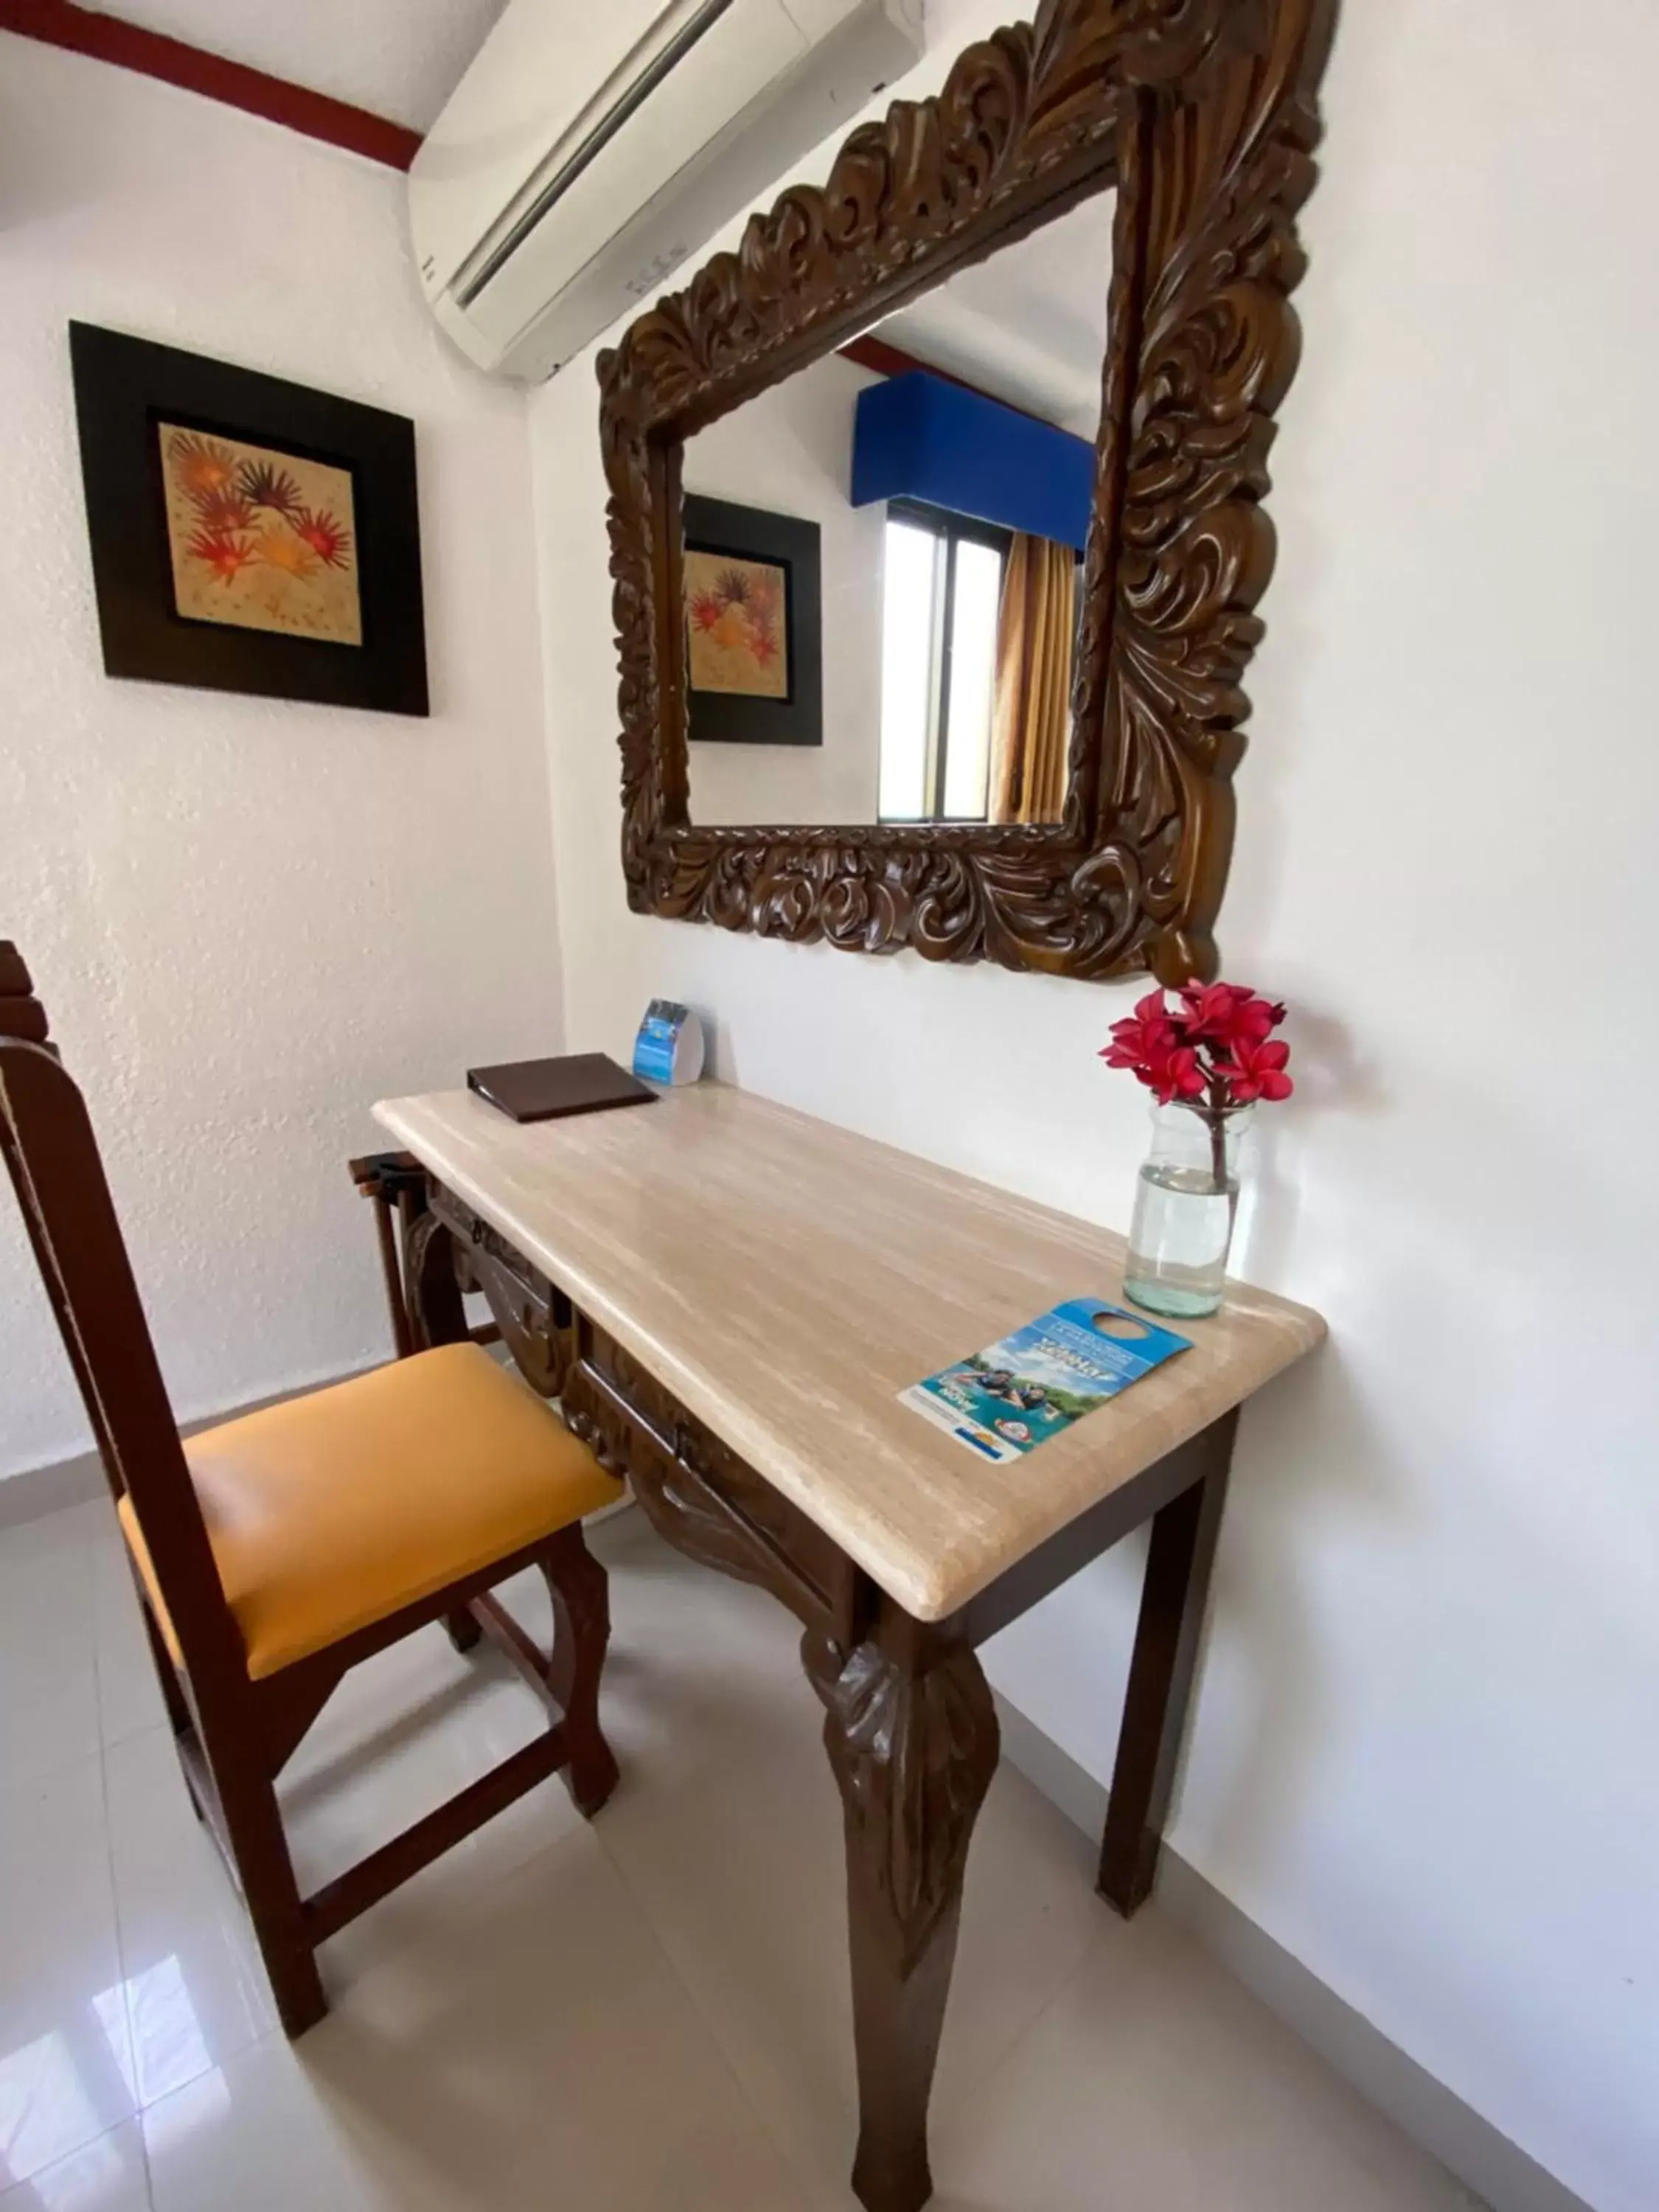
411;1178;1237;2212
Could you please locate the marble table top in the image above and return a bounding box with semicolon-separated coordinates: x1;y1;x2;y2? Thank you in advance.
374;1084;1325;1622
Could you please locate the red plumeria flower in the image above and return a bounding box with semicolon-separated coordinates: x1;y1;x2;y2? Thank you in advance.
1101;979;1293;1113
1177;981;1248;1040
1213;1037;1293;1103
1225;993;1287;1047
1099;990;1177;1079
1147;1045;1207;1105
1178;981;1287;1049
1100;1010;1177;1091
1099;992;1217;1106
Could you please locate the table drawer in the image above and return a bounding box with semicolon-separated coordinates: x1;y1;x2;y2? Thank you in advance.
430;1186;571;1396
572;1318;858;1642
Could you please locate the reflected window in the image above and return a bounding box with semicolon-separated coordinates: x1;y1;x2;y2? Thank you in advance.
0;1957;222;2196
877;501;1010;823
109;1956;212;2108
0;2031;108;2191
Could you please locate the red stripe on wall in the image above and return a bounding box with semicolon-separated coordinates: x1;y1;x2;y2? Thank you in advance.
0;0;423;170
838;333;1053;428
839;334;973;389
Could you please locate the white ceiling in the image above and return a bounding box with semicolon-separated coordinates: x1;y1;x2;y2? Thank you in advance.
91;4;1113;424
97;0;509;132
877;191;1116;439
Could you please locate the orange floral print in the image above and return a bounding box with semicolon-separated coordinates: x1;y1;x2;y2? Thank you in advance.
250;526;319;580
167;433;238;502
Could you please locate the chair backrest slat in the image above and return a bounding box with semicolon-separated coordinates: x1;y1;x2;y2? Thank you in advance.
0;946;243;1677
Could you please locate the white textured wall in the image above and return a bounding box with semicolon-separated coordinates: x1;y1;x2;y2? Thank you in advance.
529;4;1659;2208
0;37;562;1476
684;352;884;827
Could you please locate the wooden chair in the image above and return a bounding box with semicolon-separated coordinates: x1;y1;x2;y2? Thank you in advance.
0;942;623;2034
347;1149;434;1358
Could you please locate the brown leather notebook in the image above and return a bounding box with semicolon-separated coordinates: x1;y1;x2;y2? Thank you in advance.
465;1052;657;1124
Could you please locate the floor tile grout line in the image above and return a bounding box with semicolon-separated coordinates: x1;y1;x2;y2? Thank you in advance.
929;1787;1122;2131
88;1515;112;1748
3;1508;104;1794
936;1893;1116;2138
6;1508;1492;2212
588;1516;844;2203
91;1514;169;1757
91;1551;214;2198
591;1815;832;2209
70;1514;161;2202
582;1646;1120;2202
0;2119;149;2210
96;1722;161;2205
0;1740;112;1795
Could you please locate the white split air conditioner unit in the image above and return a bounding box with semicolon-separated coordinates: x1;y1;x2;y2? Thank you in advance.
411;0;926;382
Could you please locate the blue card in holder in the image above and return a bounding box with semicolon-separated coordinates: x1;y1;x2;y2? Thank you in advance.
632;998;704;1085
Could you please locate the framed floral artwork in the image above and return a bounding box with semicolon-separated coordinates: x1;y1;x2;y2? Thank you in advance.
69;324;428;716
681;495;821;746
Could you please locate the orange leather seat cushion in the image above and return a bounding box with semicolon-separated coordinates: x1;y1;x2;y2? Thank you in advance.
119;1343;621;1680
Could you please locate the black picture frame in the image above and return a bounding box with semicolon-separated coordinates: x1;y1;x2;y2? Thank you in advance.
682;494;821;748
69;322;428;717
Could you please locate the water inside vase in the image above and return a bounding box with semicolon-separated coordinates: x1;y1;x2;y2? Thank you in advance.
1123;1160;1233;1319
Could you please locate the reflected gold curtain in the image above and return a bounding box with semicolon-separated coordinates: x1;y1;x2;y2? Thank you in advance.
987;531;1075;824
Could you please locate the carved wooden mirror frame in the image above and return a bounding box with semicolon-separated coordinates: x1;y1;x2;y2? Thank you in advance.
598;0;1336;984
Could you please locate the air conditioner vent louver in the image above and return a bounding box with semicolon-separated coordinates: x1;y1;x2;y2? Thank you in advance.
410;0;925;383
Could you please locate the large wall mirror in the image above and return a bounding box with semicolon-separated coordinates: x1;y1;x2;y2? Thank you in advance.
599;0;1337;983
684;191;1110;835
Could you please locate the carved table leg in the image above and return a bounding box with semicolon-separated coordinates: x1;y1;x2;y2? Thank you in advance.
805;1618;1000;2212
1098;1407;1237;1916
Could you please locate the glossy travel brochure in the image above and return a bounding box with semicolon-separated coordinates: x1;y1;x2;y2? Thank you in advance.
632;998;706;1086
900;1298;1192;1464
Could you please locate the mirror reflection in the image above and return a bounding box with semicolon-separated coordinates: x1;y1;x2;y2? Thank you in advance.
680;189;1113;829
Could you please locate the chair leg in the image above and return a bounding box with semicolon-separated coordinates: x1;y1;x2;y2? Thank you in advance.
209;1750;328;2037
443;1604;484;1654
540;1525;619;1818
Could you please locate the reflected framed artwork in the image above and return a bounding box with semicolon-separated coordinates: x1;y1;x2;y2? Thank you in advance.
69;323;428;716
682;495;821;747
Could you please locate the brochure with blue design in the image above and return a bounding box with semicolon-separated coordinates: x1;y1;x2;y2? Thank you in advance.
900;1299;1192;1464
631;999;705;1086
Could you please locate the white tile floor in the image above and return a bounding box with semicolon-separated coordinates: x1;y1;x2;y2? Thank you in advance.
0;1498;1481;2211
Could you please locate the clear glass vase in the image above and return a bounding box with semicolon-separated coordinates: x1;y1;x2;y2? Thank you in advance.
1123;1101;1253;1320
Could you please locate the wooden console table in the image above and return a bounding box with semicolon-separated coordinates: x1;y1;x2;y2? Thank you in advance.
373;1083;1324;2212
